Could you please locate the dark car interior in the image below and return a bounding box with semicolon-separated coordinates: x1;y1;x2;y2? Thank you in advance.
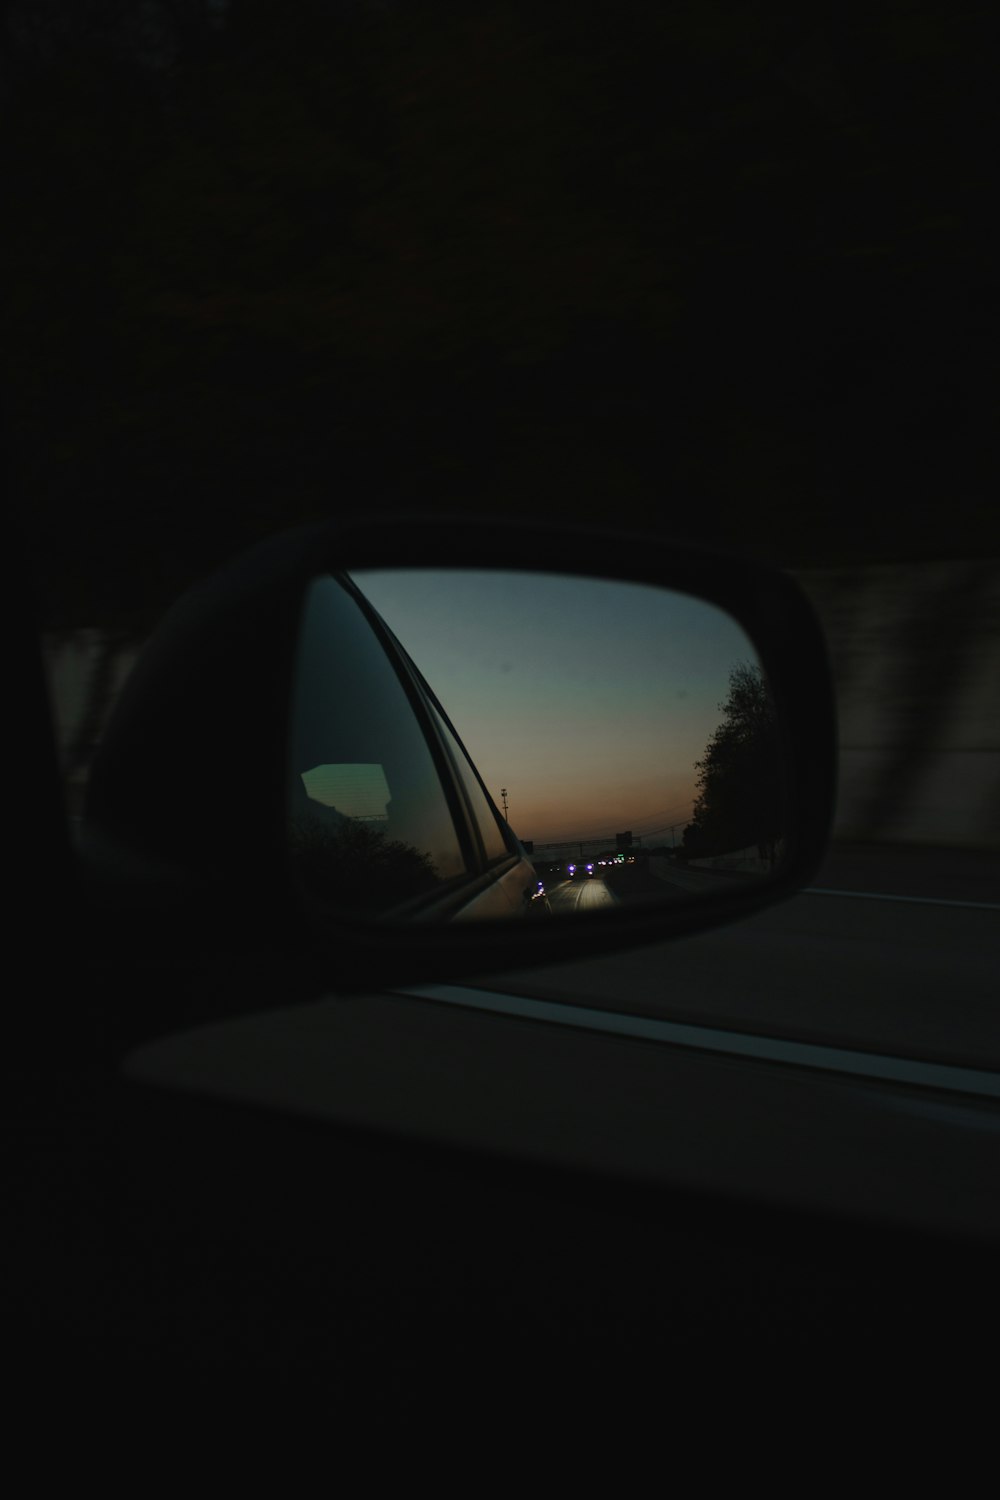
6;0;997;1432
14;519;998;1426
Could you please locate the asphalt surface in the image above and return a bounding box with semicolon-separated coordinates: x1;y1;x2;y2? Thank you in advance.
468;842;1000;1071
546;876;618;914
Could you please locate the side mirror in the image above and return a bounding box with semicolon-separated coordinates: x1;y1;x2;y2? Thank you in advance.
83;518;836;1004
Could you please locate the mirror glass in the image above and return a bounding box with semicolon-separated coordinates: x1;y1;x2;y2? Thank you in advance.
288;569;789;923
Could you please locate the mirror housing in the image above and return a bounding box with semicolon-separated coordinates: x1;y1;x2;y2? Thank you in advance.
82;518;836;1012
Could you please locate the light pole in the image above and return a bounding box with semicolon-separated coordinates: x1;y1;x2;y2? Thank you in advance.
501;788;509;821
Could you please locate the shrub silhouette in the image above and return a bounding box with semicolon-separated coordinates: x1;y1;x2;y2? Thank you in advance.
682;663;784;865
289;812;441;914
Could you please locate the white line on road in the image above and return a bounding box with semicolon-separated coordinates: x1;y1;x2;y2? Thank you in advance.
805;887;999;912
397;984;1000;1099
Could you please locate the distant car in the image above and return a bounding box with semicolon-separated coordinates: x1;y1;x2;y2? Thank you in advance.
508;833;553;916
524;878;553;915
567;861;595;879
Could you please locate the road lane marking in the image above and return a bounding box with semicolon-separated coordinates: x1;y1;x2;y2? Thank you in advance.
805;887;999;911
397;984;1000;1099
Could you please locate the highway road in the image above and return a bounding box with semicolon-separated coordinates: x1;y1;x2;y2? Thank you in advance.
545;877;618;915
466;843;1000;1072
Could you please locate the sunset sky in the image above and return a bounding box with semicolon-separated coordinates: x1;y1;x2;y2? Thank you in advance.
352;569;761;848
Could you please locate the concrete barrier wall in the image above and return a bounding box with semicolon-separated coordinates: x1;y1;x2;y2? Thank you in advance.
792;562;1000;849
684;845;780;873
42;560;1000;847
42;631;143;817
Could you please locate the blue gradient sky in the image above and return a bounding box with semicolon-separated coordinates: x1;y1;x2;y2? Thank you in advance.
352;570;761;846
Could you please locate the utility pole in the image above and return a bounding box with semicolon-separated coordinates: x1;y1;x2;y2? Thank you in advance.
501;788;509;820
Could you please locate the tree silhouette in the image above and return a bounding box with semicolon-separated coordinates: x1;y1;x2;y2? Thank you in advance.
289;810;442;914
682;663;784;866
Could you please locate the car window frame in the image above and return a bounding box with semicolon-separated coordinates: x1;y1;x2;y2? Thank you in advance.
338;572;521;884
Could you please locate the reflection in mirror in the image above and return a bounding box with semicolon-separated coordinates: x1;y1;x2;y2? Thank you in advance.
288;576;470;917
340;570;789;921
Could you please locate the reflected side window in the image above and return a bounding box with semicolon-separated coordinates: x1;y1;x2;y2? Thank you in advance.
288;577;468;916
425;699;511;864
